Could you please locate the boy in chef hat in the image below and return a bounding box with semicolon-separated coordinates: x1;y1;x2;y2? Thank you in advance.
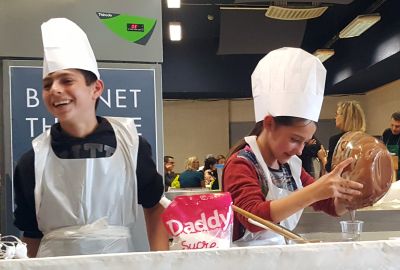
13;18;168;257
223;47;363;246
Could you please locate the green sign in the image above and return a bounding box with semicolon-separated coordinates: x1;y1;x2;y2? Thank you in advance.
97;12;156;45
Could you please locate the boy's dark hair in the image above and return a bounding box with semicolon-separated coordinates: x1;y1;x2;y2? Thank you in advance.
391;112;400;121
79;69;98;86
164;156;174;163
78;69;100;109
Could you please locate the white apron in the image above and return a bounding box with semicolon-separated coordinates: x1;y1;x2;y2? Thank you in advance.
33;117;139;257
234;136;303;246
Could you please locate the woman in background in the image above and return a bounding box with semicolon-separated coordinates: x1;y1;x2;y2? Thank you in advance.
179;156;203;188
325;101;366;172
216;154;226;165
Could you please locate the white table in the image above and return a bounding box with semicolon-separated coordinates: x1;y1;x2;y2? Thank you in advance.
1;240;400;270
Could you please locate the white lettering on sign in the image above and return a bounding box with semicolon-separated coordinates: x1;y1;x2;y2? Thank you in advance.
99;88;142;109
26;117;58;138
25;116;140;138
129;89;141;108
98;12;112;17
26;88;39;108
26;118;38;137
26;88;143;109
132;117;142;135
99;89;111;108
115;89;127;108
42;118;53;133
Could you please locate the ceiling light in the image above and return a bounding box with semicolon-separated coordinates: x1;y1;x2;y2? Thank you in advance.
265;6;328;20
167;0;180;8
169;22;181;41
313;49;335;63
339;14;381;39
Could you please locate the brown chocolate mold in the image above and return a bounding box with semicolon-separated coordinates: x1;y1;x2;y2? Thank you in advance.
332;131;393;209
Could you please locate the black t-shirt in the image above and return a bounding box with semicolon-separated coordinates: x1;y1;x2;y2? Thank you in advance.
325;132;345;172
13;117;163;238
298;137;322;175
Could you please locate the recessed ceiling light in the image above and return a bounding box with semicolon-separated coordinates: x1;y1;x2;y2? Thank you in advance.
339;14;381;39
313;49;335;63
265;6;328;20
167;0;180;9
169;22;181;41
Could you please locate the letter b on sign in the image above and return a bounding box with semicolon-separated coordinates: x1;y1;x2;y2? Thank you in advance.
26;88;39;107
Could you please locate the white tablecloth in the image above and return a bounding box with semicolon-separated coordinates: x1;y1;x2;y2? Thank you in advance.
1;240;400;270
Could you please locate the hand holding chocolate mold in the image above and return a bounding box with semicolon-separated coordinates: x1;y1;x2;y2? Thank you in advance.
332;131;393;209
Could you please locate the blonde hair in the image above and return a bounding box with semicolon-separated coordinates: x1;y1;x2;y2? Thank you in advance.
337;100;366;132
185;156;199;171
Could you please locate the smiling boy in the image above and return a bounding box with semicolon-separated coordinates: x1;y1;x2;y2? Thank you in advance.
13;18;168;257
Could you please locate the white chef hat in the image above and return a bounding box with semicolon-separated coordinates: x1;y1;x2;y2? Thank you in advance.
41;18;100;79
251;47;326;122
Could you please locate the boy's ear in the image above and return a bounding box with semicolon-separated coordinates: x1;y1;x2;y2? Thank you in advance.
92;79;104;99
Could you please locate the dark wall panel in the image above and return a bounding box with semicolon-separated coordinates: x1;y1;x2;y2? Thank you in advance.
163;39;261;99
218;9;306;55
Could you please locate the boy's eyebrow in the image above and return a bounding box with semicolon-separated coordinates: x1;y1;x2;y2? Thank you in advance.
43;77;52;85
43;72;73;83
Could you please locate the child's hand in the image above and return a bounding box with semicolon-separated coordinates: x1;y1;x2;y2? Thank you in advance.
313;158;363;201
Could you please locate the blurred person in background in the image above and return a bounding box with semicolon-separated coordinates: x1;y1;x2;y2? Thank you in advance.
179;156;203;188
216;154;226;165
164;155;177;191
382;111;400;179
298;136;327;178
203;156;219;190
325;101;366;172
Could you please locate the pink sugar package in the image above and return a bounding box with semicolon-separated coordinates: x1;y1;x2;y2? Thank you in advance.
161;192;233;250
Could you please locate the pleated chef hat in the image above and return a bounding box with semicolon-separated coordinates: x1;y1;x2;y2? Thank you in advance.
41;18;100;79
251;47;326;122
